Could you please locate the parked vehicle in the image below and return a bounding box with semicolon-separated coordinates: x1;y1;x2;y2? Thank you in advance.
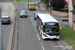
1;16;11;24
20;10;27;18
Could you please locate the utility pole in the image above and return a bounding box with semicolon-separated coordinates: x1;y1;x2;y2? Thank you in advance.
0;8;3;50
69;0;73;27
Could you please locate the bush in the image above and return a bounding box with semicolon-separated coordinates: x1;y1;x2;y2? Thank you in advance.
59;8;69;13
71;9;75;14
72;0;75;14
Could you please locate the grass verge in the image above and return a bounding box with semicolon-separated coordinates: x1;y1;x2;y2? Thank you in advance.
60;28;75;50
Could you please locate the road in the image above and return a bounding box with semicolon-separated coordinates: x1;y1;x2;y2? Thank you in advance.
18;2;42;50
18;2;71;50
0;3;15;50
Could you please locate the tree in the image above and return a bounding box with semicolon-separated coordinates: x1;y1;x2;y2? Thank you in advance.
41;0;50;7
51;0;66;10
72;0;75;14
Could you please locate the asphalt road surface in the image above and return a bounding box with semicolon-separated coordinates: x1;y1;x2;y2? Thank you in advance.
0;3;14;50
18;2;71;50
18;2;43;50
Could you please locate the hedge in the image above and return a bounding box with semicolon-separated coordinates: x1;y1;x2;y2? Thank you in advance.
59;8;69;13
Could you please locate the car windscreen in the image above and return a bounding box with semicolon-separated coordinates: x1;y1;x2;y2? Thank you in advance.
29;4;35;6
45;22;59;34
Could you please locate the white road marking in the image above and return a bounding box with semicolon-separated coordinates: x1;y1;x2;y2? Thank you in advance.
40;43;45;50
27;8;41;41
7;22;14;50
3;3;15;50
27;4;46;50
30;16;35;27
37;34;40;40
56;41;65;50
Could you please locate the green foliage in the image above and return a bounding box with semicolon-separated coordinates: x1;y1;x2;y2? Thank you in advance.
59;8;69;13
71;9;75;14
73;3;75;9
60;28;75;50
41;0;50;7
51;0;66;10
41;0;43;3
72;0;75;14
72;0;75;8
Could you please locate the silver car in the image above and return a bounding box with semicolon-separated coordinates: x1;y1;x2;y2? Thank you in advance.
1;16;11;24
20;10;27;18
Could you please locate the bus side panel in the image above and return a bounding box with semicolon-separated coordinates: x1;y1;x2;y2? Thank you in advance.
37;22;41;32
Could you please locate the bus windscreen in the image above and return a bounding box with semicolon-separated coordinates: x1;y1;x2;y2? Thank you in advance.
45;22;59;34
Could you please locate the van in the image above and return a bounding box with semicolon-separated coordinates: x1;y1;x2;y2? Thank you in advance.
28;3;36;10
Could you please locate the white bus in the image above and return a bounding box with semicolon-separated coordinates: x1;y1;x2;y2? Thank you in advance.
36;14;62;40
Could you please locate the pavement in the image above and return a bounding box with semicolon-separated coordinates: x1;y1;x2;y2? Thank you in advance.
0;3;15;50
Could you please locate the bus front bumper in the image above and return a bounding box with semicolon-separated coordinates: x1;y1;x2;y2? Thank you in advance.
42;34;60;40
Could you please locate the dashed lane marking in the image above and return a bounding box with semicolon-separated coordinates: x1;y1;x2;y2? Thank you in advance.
37;34;40;40
40;43;45;50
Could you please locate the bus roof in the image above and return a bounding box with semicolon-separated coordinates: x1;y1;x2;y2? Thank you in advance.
37;14;59;23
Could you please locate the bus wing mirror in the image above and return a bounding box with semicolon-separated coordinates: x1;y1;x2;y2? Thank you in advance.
60;27;62;29
41;25;43;28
